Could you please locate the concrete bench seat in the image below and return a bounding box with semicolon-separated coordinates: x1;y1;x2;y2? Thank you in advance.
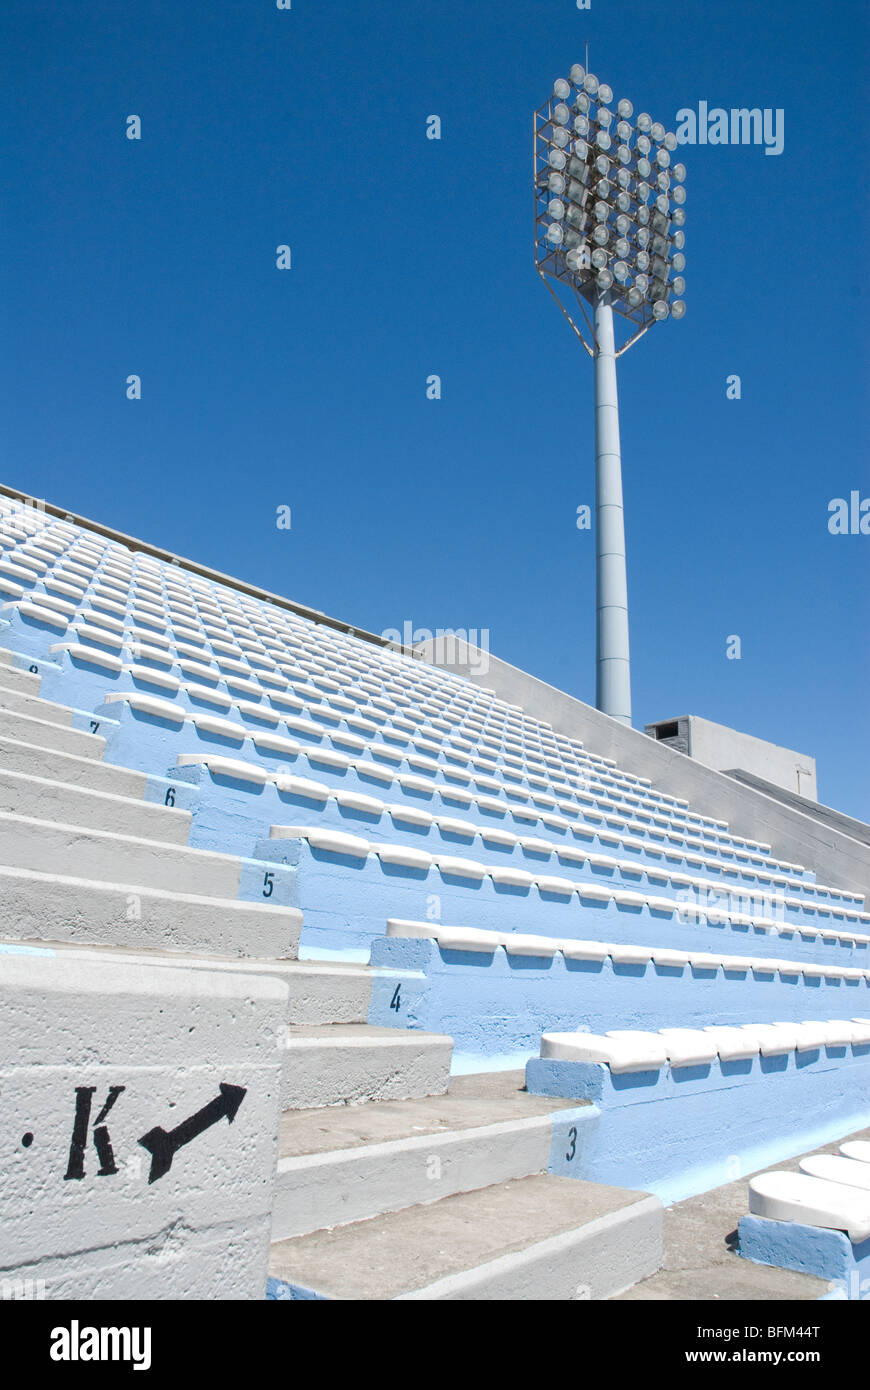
248;822;870;961
0;558;811;872
537;1019;870;1070
30;683;772;867
800;1153;870;1192
387;919;834;975
4;599;69;632
524;1022;870;1203
23;622;828;889
841;1139;870;1164
747;1170;870;1242
135;758;859;926
369;919;870;1064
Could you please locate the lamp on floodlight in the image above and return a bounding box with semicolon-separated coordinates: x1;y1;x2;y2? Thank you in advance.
535;66;687;725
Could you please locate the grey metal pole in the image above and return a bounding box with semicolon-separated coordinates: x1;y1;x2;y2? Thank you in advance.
593;290;632;725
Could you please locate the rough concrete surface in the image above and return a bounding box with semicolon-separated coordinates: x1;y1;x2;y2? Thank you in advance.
614;1124;870;1300
278;1069;580;1156
270;1174;654;1299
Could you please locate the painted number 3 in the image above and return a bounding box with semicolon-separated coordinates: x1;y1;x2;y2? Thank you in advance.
566;1126;577;1162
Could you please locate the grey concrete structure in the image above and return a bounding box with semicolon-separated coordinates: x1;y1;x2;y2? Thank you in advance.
272;1073;579;1239
0;950;287;1300
278;1024;453;1110
645;713;818;801
0;866;301;958
0;765;192;843
727;770;870;849
270;1175;663;1300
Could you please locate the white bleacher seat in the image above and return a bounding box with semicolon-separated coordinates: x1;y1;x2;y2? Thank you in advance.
800;1154;870;1193
5;600;68;630
541;1031;669;1073
739;1023;800;1056
177;752;268;785
841;1141;870;1165
748;1171;870;1243
656;1029;719;1067
700;1026;763;1060
272;774;330;802
103;690;185;723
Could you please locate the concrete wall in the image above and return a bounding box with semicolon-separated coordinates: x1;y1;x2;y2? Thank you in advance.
414;639;870;903
726;770;870;850
0;946;287;1299
529;1045;870;1205
646;714;818;801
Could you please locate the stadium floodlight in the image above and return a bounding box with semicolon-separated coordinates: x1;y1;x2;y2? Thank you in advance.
534;67;687;726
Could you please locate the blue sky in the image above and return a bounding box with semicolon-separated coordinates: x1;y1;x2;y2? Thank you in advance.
1;0;868;817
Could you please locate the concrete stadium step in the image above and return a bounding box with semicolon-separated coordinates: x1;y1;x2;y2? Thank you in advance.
0;870;302;959
5;934;373;1016
271;960;373;1023
269;1173;663;1299
279;1024;453;1110
0;734;150;798
0;681;77;727
0;809;276;899
0;765;192;844
0;664;44;695
0;707;105;759
272;1071;581;1239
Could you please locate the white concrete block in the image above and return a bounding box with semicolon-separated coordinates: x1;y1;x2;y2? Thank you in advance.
0;949;287;1299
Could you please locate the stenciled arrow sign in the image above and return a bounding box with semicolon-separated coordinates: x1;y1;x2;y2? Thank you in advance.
138;1083;247;1183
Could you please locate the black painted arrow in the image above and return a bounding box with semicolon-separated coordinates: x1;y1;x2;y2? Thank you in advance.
138;1083;247;1183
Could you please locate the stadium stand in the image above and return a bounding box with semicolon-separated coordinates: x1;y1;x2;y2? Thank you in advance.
0;490;868;1299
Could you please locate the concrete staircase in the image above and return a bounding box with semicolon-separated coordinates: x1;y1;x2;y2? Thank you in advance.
269;1168;662;1301
0;647;664;1300
268;1070;662;1299
0;652;453;1104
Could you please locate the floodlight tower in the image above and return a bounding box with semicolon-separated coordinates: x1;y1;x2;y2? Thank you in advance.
534;65;687;726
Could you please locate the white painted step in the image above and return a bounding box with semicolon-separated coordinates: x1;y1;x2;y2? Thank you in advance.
0;809;254;897
272;1072;579;1239
0;869;302;959
279;1024;453;1110
0;945;287;1301
0;734;148;798
271;959;372;1024
4;935;372;1015
0;766;191;844
0;681;76;727
0;707;105;759
269;1174;663;1300
0;663;42;694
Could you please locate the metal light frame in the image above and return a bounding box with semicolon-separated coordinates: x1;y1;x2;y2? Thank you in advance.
534;64;687;725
